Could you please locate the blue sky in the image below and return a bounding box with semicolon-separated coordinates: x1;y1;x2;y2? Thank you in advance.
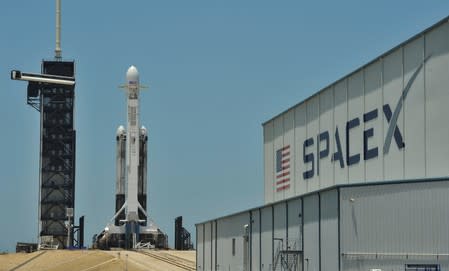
1;1;449;252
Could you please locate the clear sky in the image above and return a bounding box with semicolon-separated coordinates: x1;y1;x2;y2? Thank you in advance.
1;1;449;252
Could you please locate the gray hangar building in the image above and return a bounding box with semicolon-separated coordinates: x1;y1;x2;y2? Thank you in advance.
196;16;449;271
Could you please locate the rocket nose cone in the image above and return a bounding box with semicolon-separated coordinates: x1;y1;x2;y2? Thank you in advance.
116;125;126;136
140;126;148;136
126;65;139;83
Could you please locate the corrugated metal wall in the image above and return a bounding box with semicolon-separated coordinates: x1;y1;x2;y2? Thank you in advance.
264;121;275;203
250;209;261;271
197;200;304;271
264;19;449;204
197;223;204;270
212;221;216;271
196;189;337;271
197;181;449;270
303;194;319;271
273;203;287;263
204;222;212;271
216;212;249;271
320;189;339;271
340;181;449;271
287;198;302;251
260;206;273;271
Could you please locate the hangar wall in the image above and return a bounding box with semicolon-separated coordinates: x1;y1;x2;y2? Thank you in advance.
197;180;449;271
340;181;449;271
264;17;449;204
196;187;340;271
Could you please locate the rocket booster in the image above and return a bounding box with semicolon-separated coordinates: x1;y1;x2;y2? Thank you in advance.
138;127;148;223
115;126;126;226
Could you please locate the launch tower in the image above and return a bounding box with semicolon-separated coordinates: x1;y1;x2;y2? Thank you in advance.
11;0;76;248
38;60;76;248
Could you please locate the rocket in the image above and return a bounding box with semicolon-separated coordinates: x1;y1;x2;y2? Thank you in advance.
98;66;166;250
113;66;149;246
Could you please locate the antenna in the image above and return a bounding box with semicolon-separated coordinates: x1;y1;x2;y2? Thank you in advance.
55;0;62;59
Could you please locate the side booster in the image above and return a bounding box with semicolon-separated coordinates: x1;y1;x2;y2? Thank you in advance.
115;125;148;226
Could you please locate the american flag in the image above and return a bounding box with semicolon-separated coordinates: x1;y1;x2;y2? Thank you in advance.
276;145;291;192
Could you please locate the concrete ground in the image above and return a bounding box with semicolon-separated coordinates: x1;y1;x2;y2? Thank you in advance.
0;249;196;271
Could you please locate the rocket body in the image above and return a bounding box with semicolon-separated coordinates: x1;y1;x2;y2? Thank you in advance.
125;66;141;222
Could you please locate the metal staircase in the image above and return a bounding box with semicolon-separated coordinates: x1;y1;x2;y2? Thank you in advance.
273;239;302;271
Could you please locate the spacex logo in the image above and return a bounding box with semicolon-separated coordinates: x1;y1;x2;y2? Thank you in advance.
297;55;431;180
383;55;430;154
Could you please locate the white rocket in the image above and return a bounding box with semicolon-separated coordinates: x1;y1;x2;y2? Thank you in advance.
100;66;165;249
113;66;149;226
